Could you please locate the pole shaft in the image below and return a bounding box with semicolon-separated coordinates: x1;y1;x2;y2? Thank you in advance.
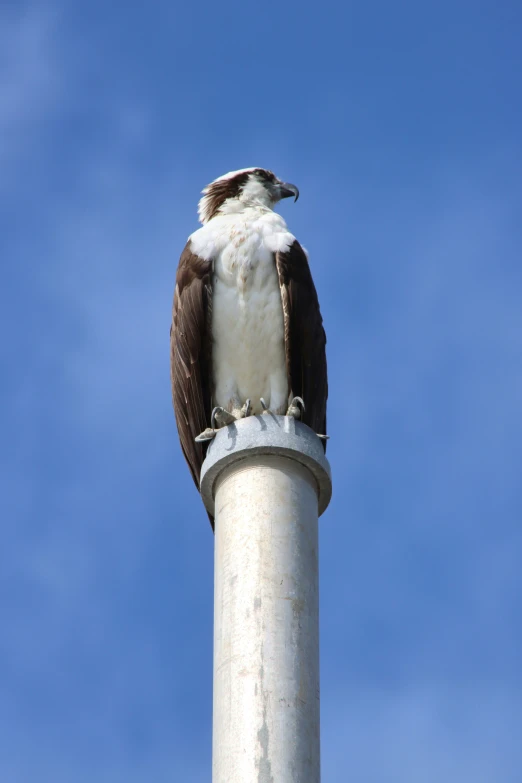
212;454;320;783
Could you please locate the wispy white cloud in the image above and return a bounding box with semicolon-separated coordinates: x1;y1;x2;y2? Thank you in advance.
1;9;521;776
0;32;214;773
4;154;521;778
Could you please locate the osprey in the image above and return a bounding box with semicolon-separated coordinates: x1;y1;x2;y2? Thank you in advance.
170;167;327;526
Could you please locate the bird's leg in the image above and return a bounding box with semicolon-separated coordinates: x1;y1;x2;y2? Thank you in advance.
286;396;305;419
240;398;252;418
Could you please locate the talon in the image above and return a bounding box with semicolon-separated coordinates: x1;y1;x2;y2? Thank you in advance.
212;406;237;428
316;433;329;440
260;397;271;414
240;398;252;418
286;396;306;419
195;428;217;442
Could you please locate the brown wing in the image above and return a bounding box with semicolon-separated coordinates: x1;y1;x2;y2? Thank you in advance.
276;240;328;449
170;241;213;497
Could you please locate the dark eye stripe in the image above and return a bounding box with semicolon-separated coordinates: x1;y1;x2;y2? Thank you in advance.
202;172;251;221
254;169;276;183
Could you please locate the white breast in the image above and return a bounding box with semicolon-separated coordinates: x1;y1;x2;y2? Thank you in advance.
190;208;295;415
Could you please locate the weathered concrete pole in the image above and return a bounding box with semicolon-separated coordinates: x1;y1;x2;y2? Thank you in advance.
200;414;332;783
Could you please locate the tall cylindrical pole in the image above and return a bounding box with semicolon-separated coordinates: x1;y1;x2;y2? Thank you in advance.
200;415;332;783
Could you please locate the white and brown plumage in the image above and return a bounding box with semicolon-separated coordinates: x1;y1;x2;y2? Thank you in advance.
170;168;327;527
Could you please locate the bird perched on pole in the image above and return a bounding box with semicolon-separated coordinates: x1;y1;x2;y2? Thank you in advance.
170;168;328;526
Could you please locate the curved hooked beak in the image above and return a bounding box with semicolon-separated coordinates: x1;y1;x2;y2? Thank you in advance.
278;181;299;202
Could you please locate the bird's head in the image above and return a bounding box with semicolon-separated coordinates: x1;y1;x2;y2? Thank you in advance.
197;168;299;224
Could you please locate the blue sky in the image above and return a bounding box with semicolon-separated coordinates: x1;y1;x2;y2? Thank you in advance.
1;1;521;780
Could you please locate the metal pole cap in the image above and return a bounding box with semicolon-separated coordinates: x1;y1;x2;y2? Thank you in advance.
200;415;332;518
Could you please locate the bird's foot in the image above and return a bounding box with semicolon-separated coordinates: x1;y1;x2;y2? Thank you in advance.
240;398;252;418
195;427;217;443
195;406;243;442
286;396;305;419
316;433;329;441
212;406;237;428
260;398;272;415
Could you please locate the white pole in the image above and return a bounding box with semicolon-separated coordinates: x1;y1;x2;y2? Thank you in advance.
200;415;332;783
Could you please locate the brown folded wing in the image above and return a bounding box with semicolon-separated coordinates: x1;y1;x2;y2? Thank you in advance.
275;240;328;449
170;242;213;495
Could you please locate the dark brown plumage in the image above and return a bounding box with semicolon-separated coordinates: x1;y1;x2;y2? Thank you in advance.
170;238;327;530
171;168;327;529
276;240;328;444
170;243;213;490
198;169;277;224
200;172;250;223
